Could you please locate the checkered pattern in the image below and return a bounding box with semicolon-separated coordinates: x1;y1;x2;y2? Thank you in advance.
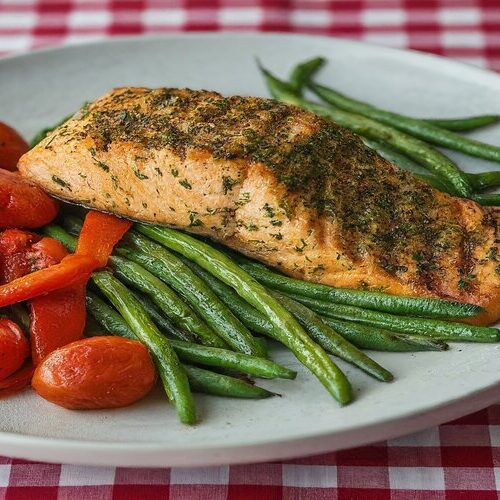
0;405;499;498
1;0;499;497
0;0;499;72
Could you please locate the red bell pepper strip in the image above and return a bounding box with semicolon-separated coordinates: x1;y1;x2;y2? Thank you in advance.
30;285;87;365
76;211;132;267
0;230;68;284
27;240;87;365
0;253;98;308
0;170;58;228
0;363;34;397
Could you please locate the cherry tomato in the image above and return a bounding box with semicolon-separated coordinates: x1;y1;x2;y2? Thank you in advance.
0;122;29;171
32;336;156;410
0;363;34;398
0;169;58;229
0;318;30;380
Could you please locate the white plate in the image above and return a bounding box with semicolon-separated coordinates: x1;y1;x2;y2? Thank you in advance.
0;33;499;467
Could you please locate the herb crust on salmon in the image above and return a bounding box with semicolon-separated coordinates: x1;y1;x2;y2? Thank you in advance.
18;87;500;324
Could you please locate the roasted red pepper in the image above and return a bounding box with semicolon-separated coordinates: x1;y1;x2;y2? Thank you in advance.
77;211;132;267
0;253;97;308
0;122;29;171
30;285;87;365
0;230;67;284
0;170;58;228
26;240;87;365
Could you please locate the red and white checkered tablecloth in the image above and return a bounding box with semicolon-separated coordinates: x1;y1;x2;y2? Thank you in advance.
0;0;499;498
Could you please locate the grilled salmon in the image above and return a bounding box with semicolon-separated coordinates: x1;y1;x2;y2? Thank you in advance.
18;88;500;325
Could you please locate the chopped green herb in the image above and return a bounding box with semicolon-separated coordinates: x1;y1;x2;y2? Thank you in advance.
132;166;148;180
222;176;239;194
179;179;192;189
188;212;203;227
458;273;476;290
51;176;71;191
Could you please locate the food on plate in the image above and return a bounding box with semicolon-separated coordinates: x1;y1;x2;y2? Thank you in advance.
0;122;29;170
32;336;156;409
0;318;30;380
19;86;500;324
0;169;58;228
0;56;499;424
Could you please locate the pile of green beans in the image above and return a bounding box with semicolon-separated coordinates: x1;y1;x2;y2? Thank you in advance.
258;59;500;205
135;224;354;405
42;222;499;426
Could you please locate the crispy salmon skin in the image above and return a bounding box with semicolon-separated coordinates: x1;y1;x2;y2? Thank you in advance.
18;87;500;324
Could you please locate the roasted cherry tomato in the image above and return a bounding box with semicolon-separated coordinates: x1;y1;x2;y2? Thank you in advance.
0;364;34;398
0;122;29;171
32;336;156;410
0;318;30;380
0;170;58;228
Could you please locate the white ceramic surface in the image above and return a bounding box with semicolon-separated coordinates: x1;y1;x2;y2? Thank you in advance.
0;33;499;467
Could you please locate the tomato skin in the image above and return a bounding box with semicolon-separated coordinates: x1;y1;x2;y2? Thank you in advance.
0;318;30;380
0;122;29;171
0;170;58;228
32;336;156;410
0;363;34;397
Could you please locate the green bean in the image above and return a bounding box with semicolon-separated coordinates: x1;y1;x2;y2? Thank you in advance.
184;365;274;399
473;193;500;206
287;58;499;134
119;232;266;358
362;138;426;173
469;172;500;191
135;224;353;405
86;291;136;341
109;255;227;348
289;56;326;94
289;294;499;343
92;271;196;424
236;258;481;319
426;115;500;132
86;291;295;380
171;341;296;380
363;139;500;193
271;291;393;382
178;255;274;336
310;82;500;164
30;113;73;148
259;64;472;197
131;292;194;342
43;224;77;251
414;173;454;192
321;318;448;352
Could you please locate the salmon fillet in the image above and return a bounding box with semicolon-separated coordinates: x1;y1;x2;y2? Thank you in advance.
18;88;500;325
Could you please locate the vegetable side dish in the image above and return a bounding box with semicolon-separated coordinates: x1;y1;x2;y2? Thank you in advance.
0;58;499;425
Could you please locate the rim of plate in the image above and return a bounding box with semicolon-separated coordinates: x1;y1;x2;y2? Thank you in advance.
0;32;499;466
